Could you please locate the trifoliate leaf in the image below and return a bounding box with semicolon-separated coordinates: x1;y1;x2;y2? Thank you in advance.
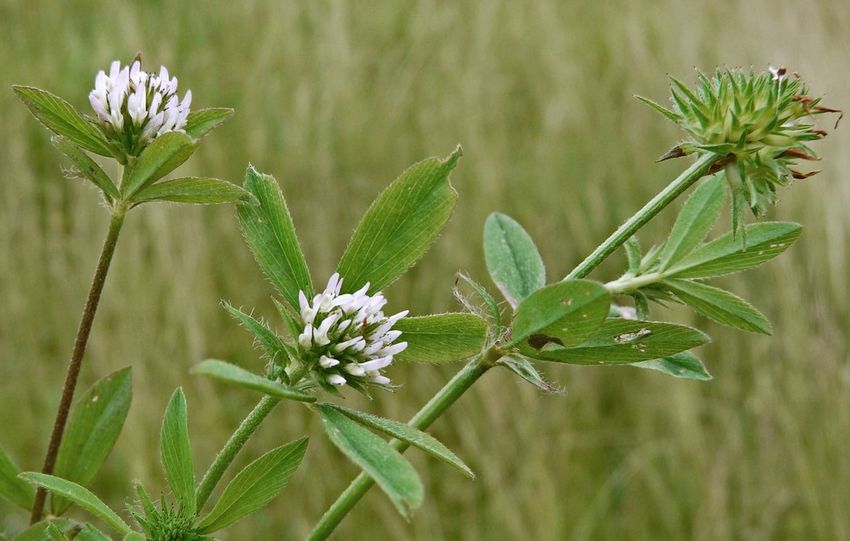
122;131;197;197
52;136;120;200
393;313;487;364
191;360;315;403
662;278;771;334
483;212;546;308
0;447;35;510
632;351;713;381
659;174;726;270
131;177;255;206
160;389;195;515
184;108;234;140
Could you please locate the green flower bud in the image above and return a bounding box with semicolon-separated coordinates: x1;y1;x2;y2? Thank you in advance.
639;67;840;217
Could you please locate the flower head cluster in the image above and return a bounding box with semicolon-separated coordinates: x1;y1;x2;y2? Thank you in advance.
297;273;408;390
640;67;840;215
89;58;192;154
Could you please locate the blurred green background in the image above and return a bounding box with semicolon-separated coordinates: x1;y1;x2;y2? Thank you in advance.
1;1;848;539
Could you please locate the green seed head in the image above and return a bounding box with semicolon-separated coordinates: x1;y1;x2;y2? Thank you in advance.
639;67;840;215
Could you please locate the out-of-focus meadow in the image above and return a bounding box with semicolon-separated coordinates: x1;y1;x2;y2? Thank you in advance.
1;1;849;539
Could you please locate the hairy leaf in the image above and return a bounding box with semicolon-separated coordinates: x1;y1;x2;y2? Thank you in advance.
323;404;473;477
483;212;546;307
12;86;114;157
336;147;461;294
510;280;610;349
19;473;132;535
52;137;120;200
632;351;713;381
122;132;196;197
667;222;801;278
184;108;234;140
527;319;709;365
11;519;78;541
393;313;487;364
54;367;132;515
663;278;771;334
131;177;254;205
317;405;423;519
659;174;725;270
197;437;308;533
0;447;35;509
237;166;313;310
191;360;315;402
160;388;195;514
499;354;564;394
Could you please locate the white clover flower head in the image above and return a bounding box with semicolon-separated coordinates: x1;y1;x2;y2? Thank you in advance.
88;58;192;154
296;273;408;391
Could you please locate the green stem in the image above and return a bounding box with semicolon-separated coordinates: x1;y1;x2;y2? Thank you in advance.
308;350;499;541
564;153;718;280
30;209;127;524
307;153;719;540
196;395;281;510
605;271;664;294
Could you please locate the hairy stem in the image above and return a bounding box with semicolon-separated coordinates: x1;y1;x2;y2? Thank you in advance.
564;153;718;280
307;154;719;539
196;395;281;510
605;272;664;294
30;209;126;524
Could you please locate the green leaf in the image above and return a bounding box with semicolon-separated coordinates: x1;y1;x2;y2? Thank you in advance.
659;174;725;270
52;137;120;200
191;360;315;402
221;302;289;365
75;525;110;541
632;351;713;381
131;177;255;206
12;86;114;157
509;280;610;349
0;447;35;509
122;534;145;541
317;404;423;519
12;519;78;541
483;212;546;308
393;313;487;364
19;473;132;536
322;404;473;478
197;437;308;533
666;222;802;278
236;166;313;310
662;278;771;334
498;354;564;394
184;107;234;140
527;319;710;365
336;147;461;294
53;367;132;515
121;132;197;197
160;388;195;515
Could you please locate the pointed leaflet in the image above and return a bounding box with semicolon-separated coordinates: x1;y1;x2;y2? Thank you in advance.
53;367;132;514
237;166;313;310
52;137;120;200
322;404;473;478
0;447;35;509
184;108;234;140
526;319;709;365
160;388;195;515
663;278;771;334
19;473;132;536
659;174;726;270
632;351;713;381
509;280;610;349
221;301;289;365
393;314;487;364
498;355;564;394
336;147;461;294
191;360;315;403
197;437;308;533
121;132;197;197
483;212;546;308
12;86;114;157
131;177;255;206
666;222;801;278
317;405;423;519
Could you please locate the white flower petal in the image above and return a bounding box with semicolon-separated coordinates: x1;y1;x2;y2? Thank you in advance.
327;374;347;386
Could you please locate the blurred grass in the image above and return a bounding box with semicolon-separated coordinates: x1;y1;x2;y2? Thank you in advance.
1;1;849;539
